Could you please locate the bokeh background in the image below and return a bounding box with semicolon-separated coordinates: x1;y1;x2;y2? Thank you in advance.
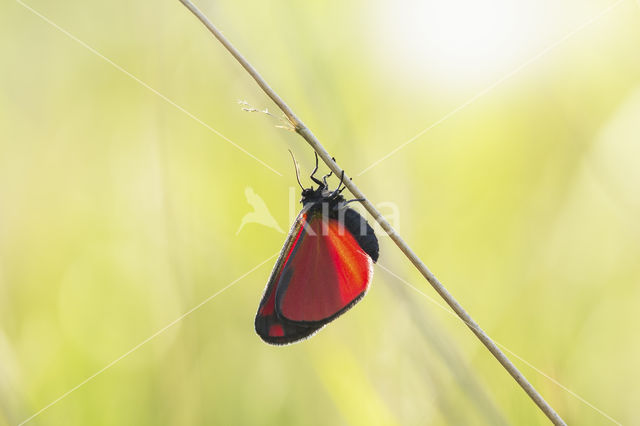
1;0;640;424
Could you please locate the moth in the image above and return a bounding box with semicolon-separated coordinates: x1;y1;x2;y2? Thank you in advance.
255;154;379;345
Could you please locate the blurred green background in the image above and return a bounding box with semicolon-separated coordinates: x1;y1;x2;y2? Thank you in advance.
1;0;639;424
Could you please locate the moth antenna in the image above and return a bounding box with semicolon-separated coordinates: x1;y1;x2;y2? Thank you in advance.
288;150;305;191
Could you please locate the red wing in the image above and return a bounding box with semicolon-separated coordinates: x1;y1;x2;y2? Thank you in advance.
254;273;323;344
275;213;373;324
255;211;323;345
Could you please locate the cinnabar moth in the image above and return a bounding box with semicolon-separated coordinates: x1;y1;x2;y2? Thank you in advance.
255;153;379;345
